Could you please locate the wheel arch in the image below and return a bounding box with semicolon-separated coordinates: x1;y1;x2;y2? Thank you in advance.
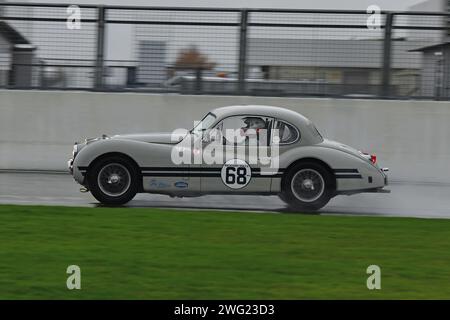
283;157;336;191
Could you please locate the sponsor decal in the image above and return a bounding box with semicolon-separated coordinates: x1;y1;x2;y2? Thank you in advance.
149;179;170;188
174;181;189;189
221;159;252;189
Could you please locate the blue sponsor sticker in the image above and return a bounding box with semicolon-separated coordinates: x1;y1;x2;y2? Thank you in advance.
150;179;170;188
174;181;188;189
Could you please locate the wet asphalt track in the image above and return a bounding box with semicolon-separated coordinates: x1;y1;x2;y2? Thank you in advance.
1;171;450;219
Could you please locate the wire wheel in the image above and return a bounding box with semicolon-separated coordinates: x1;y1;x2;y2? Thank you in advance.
97;163;131;197
290;168;325;203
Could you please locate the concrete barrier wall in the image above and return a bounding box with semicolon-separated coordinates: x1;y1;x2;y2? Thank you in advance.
1;90;450;183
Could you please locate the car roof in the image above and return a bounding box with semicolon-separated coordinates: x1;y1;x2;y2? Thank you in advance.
210;105;311;126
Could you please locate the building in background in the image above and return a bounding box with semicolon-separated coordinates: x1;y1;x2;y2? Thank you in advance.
247;38;424;96
0;21;35;87
136;40;167;87
1;0;97;88
408;0;449;42
1;0;36;87
408;0;450;98
411;42;450;98
0;0;448;98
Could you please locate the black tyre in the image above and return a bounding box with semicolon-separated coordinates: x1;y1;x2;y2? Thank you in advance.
87;156;139;205
278;192;289;203
280;161;334;212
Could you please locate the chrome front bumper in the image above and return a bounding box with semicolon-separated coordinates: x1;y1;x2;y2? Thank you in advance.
378;167;390;192
68;158;74;175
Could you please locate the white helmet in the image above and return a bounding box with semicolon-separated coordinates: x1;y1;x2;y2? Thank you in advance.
242;117;266;130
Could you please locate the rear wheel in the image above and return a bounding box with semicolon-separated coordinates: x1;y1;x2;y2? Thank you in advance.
88;156;139;205
280;161;334;212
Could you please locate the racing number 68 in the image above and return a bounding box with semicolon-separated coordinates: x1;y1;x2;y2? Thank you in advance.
226;166;247;185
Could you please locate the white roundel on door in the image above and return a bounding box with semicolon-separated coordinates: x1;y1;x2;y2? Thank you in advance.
221;159;252;189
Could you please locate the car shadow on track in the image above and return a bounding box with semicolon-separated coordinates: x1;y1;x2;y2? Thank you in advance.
92;201;322;215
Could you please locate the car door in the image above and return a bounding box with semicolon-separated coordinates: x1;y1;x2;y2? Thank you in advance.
200;115;274;193
142;141;196;193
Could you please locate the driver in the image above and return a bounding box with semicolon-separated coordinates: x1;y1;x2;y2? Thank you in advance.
241;117;267;134
240;117;268;145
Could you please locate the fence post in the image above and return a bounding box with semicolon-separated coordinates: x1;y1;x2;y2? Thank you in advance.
94;6;106;90
381;12;394;98
238;9;249;94
195;68;203;94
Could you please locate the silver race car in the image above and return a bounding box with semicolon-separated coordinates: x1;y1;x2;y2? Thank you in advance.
68;105;389;211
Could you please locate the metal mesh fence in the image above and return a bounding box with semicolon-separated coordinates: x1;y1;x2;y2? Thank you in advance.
391;13;450;98
0;3;449;99
104;7;241;92
0;3;98;89
246;11;386;97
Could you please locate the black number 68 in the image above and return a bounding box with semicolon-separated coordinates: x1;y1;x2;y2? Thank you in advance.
226;166;247;185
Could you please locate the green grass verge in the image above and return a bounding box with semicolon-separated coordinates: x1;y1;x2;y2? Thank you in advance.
0;204;450;299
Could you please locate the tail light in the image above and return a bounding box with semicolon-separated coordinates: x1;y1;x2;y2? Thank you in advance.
360;151;377;164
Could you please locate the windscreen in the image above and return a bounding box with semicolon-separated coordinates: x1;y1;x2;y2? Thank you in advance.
191;112;217;134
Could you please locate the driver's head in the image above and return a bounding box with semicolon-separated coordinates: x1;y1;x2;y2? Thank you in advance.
242;117;266;130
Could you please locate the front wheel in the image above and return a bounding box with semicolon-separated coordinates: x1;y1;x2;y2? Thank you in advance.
280;162;334;212
87;156;139;205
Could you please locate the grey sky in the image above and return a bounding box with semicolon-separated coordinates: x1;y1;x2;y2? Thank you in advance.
29;0;427;11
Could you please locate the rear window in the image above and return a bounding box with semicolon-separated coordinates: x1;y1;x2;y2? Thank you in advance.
274;120;299;144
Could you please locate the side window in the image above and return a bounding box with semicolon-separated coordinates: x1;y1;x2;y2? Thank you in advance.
219;115;271;146
273;120;299;144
